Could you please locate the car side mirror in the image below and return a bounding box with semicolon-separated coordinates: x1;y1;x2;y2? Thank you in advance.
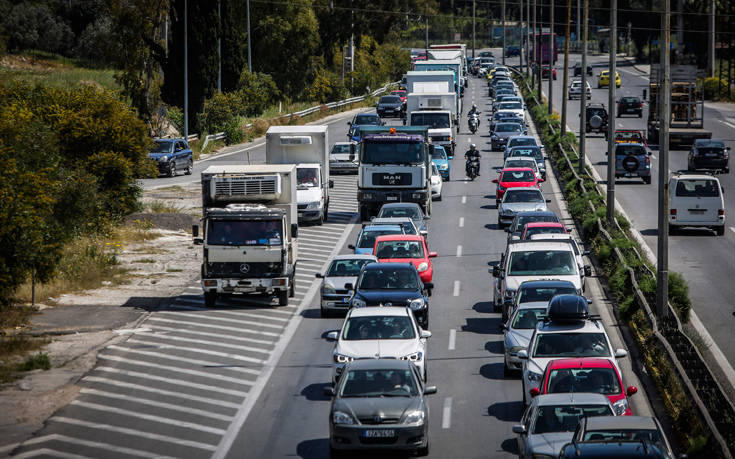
429;252;438;258
512;424;527;435
424;386;438;395
626;386;638;396
499;323;507;331
315;273;324;278
291;223;298;239
323;386;335;396
344;283;353;291
545;199;552;203
326;331;339;341
420;330;432;339
538;178;545;183
584;265;592;277
348;244;356;250
492;178;499;183
615;348;628;358
347;121;352;125
582;250;591;256
517;349;529;360
423;215;431;220
420;230;428;237
530;388;540;397
329;179;334;189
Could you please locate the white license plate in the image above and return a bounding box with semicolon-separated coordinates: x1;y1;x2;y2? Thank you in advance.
363;429;395;438
689;209;706;214
386;196;399;201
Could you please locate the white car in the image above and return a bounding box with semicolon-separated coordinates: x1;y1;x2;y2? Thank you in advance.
329;141;359;174
528;233;591;283
569;79;591;100
668;172;726;236
496;100;526;124
316;254;377;317
327;306;432;383
503;135;539;158
503;157;541;179
430;162;443;201
502;301;548;375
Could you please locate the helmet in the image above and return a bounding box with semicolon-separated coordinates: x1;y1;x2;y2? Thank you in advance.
472;104;477;110
470;143;477;150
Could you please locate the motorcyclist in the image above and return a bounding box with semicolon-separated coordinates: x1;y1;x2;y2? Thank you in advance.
468;104;480;124
465;144;481;176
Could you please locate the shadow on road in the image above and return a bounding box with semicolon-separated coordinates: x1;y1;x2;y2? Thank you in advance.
300;383;332;402
501;437;520;455
484;340;504;355
472;300;495;314
480;362;506;380
488;400;524;423
462;317;501;335
296;438;329;459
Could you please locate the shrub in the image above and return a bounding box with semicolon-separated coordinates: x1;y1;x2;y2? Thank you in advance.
703;77;729;100
668;271;691;322
223;117;244;145
237;71;281;116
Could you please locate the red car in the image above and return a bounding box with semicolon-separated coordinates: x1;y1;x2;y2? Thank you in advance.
373;234;437;284
530;357;638;416
390;89;407;104
520;222;568;240
492;167;544;203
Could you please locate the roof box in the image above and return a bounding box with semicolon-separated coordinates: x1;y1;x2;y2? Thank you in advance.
546;294;590;322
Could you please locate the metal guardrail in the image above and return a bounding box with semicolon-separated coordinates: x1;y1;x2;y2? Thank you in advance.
511;67;735;457
201;132;226;151
186;133;199;142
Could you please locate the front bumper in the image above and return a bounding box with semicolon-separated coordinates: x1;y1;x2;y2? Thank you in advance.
298;205;323;221
202;277;289;294
505;350;523;371
491;138;509;150
330;162;359;173
358;189;430;205
498;211;516;225
330;423;428;452
321;293;351;312
439;169;450;180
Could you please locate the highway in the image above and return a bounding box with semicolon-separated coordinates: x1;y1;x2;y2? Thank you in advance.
8;62;654;458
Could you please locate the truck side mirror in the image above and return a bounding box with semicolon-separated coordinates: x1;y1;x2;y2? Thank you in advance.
329;179;334;189
192;225;199;238
291;223;298;239
350;143;356;156
429;144;435;156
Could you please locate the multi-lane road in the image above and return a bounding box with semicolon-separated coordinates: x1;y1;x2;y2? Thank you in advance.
7;58;657;458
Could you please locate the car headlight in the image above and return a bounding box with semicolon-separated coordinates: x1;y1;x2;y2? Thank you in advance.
332;411;355;425
403;410;425;424
527;370;543;382
417;262;429;272
351;297;366;308
306;201;320;210
439;164;449;170
333;353;353;364
613;398;629;416
322;284;336;294
400;351;423;362
159;155;168;162
409;298;426;310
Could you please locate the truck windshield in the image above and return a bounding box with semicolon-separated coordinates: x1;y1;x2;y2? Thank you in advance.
207;220;283;246
362;141;423;164
297;167;320;188
411;113;450;129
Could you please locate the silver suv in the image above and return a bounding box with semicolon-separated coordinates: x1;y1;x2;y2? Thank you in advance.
614;143;651;184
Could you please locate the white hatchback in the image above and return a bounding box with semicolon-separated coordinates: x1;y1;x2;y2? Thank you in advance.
669;173;726;236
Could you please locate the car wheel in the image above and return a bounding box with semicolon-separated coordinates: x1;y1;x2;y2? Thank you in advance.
669;225;679;236
497;216;502;227
167;161;176;177
416;443;430;457
204;291;217;308
643;176;651;184
185;159;193;175
317;212;324;226
436;193;442;202
716;226;725;236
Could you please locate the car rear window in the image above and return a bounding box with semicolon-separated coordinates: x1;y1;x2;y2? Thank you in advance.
675;179;720;198
533;332;610;358
496;123;523;133
327;259;374;277
375;240;424;259
547;367;621;395
616;145;646;156
380;96;401;104
501;170;535;182
504;189;544;203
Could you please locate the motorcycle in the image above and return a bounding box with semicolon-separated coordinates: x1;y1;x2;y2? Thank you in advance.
466;157;480;181
468;116;478;134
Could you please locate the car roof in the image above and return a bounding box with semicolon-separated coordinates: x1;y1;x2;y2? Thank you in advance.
561;441;666;458
504;186;542;193
582;416;659;431
363;261;416;271
501;167;535;172
362;225;402;232
332;254;378;261
374;234;423;242
525;222;564;228
509;135;536;141
671;172;720;181
370;217;414;224
516;301;550;311
546;357;615;370
343;358;413;371
509;241;576;252
534;392;611;406
538;318;604;333
348;306;410;318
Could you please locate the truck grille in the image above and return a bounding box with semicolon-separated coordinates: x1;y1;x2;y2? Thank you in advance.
214;177;278;197
372;173;412;186
205;262;283;278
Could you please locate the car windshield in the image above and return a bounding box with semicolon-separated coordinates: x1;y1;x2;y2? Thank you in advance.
532;405;613;434
508;138;536;148
504;189;544;203
339;369;419;397
362;141;423;164
675;179;720;197
517;285;577;303
621;97;639;103
331;144;352;155
496;123;523;133
152;140;172;153
342;316;415;340
506;160;536;170
514;214;559;231
327;259;374;277
697;147;724;155
510;148;543;161
357;228;402;248
511;308;546;329
431;148;447;160
500;102;523;110
380;96;402;104
357;267;420;290
581;429;665;450
547;367;621;395
354;115;380;125
207;220;282;246
297;167;320;188
588;108;607;117
378;206;422;221
697;140;725;148
524;226;566;238
571;81;581;88
616;145;646;156
501;170;535;182
508;250;576;275
411;113;451;129
376;240;425;259
533;332;611;358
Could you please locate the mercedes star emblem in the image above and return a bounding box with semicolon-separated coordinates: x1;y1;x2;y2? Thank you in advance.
239;263;250;273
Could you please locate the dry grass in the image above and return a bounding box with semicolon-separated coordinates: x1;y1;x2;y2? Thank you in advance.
144;200;186;214
0;335;50;383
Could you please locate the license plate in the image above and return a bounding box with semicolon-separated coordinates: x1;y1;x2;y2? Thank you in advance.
363;429;395;438
688;209;706;214
705;153;718;157
386;196;398;201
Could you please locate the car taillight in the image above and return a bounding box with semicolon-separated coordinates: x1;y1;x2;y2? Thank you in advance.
638;103;643;108
670;209;677;216
719;209;725;216
645;155;650;164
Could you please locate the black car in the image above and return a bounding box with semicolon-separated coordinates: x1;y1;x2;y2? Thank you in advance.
688;139;730;173
490;111;524;132
573;62;593;76
617;96;643;118
570;416;679;459
559;441;671;458
503;279;578;322
506;210;560;241
505;45;521;57
325;359;436;457
346;262;432;328
584;104;609;135
148;138;193;177
376;95;405;119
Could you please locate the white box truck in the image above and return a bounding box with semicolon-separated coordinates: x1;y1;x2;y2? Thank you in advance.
266;125;333;225
406;87;460;143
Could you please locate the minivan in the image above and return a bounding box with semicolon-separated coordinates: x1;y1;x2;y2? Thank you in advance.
669;173;725;235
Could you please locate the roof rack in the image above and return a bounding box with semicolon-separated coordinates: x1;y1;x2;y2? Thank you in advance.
544;294;598;323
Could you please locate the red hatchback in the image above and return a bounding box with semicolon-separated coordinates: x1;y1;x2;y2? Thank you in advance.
390;89;408;104
373;235;437;284
530;357;638;416
520;222;568;240
492;167;544;203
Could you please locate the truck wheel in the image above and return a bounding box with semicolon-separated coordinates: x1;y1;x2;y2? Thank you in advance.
277;290;289;306
317;213;324;225
716;226;725;236
359;205;370;222
324;204;329;222
204;291;217;308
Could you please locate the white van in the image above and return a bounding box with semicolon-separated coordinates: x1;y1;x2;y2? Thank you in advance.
669;173;725;235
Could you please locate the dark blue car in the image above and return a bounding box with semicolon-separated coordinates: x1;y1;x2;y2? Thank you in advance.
347;113;383;142
148;138;193;177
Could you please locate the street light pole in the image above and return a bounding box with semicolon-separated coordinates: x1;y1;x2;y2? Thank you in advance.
246;0;252;72
520;0;524;73
606;0;617;224
217;0;221;92
578;0;588;175
526;0;531;76
473;0;476;59
184;0;188;139
532;0;537;87
708;0;716;77
536;1;542;99
502;0;506;65
548;0;554;115
656;0;671;319
561;0;571;136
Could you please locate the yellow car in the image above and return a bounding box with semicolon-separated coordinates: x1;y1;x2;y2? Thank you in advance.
598;70;621;88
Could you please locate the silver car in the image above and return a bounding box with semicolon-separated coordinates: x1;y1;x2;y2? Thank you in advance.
316;254;377;317
513;393;615;459
501;302;547;375
329;141;359;174
497;187;549;227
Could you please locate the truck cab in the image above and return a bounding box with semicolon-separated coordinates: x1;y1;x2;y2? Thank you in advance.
409;110;454;156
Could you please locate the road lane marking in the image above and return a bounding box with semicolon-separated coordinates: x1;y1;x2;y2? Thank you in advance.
97;354;256;385
729;227;735;234
134;332;271;356
459;217;465;227
146;317;280;337
13;448;91;459
19;434;174;459
125;338;266;364
453;281;460;296
442;397;452;429
456;245;463;257
156;312;285;330
461;195;467;204
448;329;456;351
718;119;735;130
95;367;250;397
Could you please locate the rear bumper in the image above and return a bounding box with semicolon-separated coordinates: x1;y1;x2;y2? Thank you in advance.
690;158;729;171
202;277;290;293
358;189;430;204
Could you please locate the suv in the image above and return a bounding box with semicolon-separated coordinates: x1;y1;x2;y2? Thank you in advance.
614;143;651;184
687;139;730;173
669;173;725;236
148;138;193;177
617;96;643;117
584;104;609;134
505;45;521;57
573;62;593;76
506;210;560;241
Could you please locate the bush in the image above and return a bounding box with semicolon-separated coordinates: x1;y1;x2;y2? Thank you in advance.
703;77;729;100
200;92;235;133
223;117;244;145
237;71;281;116
668;271;692;322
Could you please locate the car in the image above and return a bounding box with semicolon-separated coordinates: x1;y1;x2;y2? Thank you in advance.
503;157;540;179
584;103;609;134
316;255;377;317
507;145;546;179
528;234;591;282
430;163;443;200
513;392;616;459
506;210;560;241
376;95;405;118
349;224;405;255
668;172;726;236
613;143;651;184
496;100;525;123
520;222;568;240
598;70;621;88
573;62;594;76
347;113;383;141
558;439;671;458
390;89;408;105
329;141;359;174
502;302;548;374
532;357;638;416
503;279;579;325
377;202;429;236
148;138;193;177
490;111;525;132
539;65;557;80
366;217;421;237
503;135;539;158
325;358;435;457
491;123;527;151
431;145;451;180
497;187;549;227
373;234;437;285
569;79;592;100
610;129;647;147
327;306;432;383
494;81;518;95
617;96;643;117
347;262;432;328
570;416;678;459
687;138;730;173
492;167;543;203
505;45;521;57
492;92;518;111
478;50;494;58
518;294;629;406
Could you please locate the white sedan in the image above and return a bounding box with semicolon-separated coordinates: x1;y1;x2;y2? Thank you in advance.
430;162;443;201
569;79;591;100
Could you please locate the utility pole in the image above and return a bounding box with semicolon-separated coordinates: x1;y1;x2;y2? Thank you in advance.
350;0;355;91
532;0;537;86
520;0;524;73
606;0;617;224
526;0;531;76
708;0;715;77
184;0;188;139
578;0;588;175
676;0;683;64
576;0;580;45
425;5;429;56
246;0;252;72
657;0;670;319
473;0;476;58
548;0;554;115
561;0;571;136
217;0;221;92
536;1;542;98
502;0;507;65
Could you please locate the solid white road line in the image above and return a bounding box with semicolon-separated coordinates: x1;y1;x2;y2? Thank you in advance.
459;217;465;227
13;448;91;459
146;317;280;337
453;281;460;297
448;329;456;351
729;227;735;234
93;367;250;397
106;345;259;376
51;417;218;452
21;434;174;459
156;312;285;330
124;339;266;364
461;195;467;204
456;245;463;257
134;332;271;357
442;397;453;429
83;377;241;409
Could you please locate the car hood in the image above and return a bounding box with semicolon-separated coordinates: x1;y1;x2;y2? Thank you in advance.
527;431;575;457
337;339;420;360
378;103;403;109
506;275;581;292
355;290;422;305
493;131;522;139
500;202;548;213
506;327;534;350
324;276;358;290
148;152;171;160
432;159;450;168
377;258;427;271
334;396;422;422
499;181;538;189
331;153;357;162
297;186;323;205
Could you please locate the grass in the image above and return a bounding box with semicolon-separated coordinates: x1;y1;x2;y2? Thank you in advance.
0;51;119;91
132;258;156;264
0;336;50;383
144;200;186;214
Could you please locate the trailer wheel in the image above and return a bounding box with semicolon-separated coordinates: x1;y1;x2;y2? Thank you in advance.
204;291;217;308
277;290;289;306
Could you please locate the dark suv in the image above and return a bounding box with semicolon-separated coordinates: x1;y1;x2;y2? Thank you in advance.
573;62;593;76
614;143;651;184
584;104;609;135
376;95;405;118
688;139;730;173
617;96;643;117
148;138;193;177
